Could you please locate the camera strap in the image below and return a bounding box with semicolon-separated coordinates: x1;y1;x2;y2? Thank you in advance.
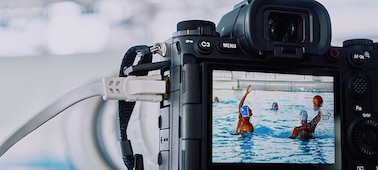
118;45;152;170
118;43;169;170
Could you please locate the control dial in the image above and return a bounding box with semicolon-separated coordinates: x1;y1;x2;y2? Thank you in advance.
175;20;219;37
343;39;374;49
352;119;378;157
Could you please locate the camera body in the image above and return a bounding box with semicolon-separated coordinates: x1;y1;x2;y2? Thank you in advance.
157;0;377;169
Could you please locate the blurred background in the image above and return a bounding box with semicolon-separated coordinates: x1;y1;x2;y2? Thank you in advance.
0;0;377;169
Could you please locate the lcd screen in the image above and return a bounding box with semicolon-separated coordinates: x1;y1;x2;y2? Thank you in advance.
212;70;335;164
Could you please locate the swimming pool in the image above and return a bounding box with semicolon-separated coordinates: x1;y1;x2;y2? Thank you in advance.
212;89;335;164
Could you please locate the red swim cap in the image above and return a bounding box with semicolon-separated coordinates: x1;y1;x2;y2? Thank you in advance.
313;95;323;107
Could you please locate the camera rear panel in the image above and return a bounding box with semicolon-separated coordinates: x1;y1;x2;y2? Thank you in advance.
158;34;377;170
157;1;377;169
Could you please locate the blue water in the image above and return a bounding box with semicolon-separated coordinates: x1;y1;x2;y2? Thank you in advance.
212;89;335;164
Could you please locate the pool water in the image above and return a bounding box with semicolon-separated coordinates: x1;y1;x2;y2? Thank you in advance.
212;89;335;164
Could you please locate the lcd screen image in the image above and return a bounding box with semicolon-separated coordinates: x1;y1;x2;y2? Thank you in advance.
212;70;335;164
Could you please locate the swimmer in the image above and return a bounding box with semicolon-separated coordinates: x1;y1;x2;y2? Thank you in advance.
235;84;254;133
289;95;323;139
214;96;220;103
271;102;278;110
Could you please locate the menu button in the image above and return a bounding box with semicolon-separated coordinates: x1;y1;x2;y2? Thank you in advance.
218;42;238;53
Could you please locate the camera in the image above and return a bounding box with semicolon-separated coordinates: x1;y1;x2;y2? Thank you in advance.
150;0;378;169
0;0;376;169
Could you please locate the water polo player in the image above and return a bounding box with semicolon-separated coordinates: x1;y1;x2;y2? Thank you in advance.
235;84;254;133
271;102;278;110
289;95;324;139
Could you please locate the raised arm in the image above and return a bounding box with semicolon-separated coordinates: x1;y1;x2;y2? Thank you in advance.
308;110;322;132
238;85;252;118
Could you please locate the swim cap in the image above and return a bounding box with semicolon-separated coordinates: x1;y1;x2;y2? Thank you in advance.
299;110;308;121
271;102;278;110
240;105;249;117
313;95;323;107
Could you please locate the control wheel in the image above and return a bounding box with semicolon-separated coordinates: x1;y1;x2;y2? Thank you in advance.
351;119;378;157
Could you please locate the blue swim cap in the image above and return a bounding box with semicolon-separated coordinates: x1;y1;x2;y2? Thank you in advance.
240;105;249;117
271;102;278;109
299;110;308;121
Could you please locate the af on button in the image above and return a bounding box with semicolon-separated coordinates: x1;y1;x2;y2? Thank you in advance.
196;40;212;54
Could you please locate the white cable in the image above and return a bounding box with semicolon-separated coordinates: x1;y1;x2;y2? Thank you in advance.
0;75;166;157
0;82;104;156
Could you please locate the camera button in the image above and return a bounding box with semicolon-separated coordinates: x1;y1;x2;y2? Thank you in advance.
351;51;366;66
356;165;365;170
328;48;340;60
218;42;238;53
196;40;213;54
353;103;364;114
350;77;368;97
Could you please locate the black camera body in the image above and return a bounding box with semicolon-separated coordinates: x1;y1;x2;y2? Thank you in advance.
157;0;377;169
